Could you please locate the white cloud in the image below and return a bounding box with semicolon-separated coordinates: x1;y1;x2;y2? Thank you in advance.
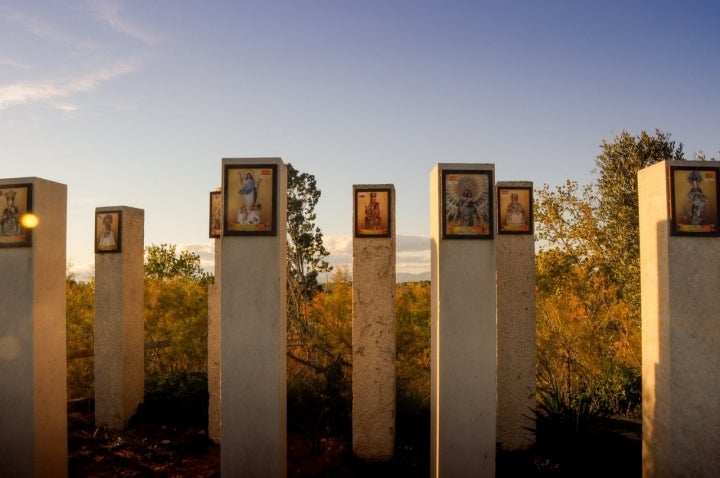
397;234;431;251
0;5;97;50
0;60;139;111
88;0;160;44
323;234;431;278
0;56;31;69
324;234;352;255
181;234;431;281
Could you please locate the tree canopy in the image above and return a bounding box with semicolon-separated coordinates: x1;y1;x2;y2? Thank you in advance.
534;129;688;418
144;243;212;284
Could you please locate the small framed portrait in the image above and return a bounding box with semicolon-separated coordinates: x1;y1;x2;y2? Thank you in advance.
442;170;494;239
0;183;33;248
95;210;122;253
669;166;720;236
223;164;277;236
209;190;222;238
498;186;533;234
355;188;391;237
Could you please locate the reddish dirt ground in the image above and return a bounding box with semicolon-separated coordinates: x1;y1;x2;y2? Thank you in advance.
68;406;430;477
68;404;640;477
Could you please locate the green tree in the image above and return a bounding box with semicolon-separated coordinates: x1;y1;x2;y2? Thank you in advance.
396;281;431;413
144;243;212;284
287;269;352;435
286;164;333;368
594;129;685;313
143;244;210;374
66;272;95;400
286;163;332;297
144;277;208;374
534;129;687;418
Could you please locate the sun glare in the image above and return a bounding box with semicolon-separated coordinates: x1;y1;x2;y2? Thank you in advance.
21;213;39;229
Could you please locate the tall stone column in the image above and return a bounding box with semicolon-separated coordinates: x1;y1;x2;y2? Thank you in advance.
352;184;396;460
0;177;67;477
639;160;720;476
220;158;287;477
496;181;536;451
94;206;145;430
207;236;221;443
430;164;496;477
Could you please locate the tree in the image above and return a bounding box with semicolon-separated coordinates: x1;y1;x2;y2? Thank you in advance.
286;164;333;366
144;276;208;374
286;164;332;297
143;244;210;374
594;129;685;313
144;243;212;284
396;281;431;413
534;130;690;418
287;268;352;435
66;272;95;400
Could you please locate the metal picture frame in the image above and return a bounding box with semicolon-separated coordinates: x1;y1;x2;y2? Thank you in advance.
442;170;494;239
223;164;277;236
497;186;533;234
209;190;222;238
354;188;391;238
669;165;720;236
95;210;122;253
0;183;33;248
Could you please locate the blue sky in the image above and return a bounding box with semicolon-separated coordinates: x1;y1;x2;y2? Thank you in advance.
2;0;718;280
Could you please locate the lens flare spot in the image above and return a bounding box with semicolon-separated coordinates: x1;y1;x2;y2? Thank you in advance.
21;213;39;228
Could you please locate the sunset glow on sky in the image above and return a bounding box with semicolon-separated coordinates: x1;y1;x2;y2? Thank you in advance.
2;1;718;280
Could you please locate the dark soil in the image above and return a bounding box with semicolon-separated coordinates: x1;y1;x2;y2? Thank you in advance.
68;401;640;477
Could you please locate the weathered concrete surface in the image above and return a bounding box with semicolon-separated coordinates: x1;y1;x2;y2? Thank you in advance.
94;206;145;430
639;160;720;477
220;158;287;477
430;164;496;477
0;177;67;477
352;184;396;460
496;180;536;451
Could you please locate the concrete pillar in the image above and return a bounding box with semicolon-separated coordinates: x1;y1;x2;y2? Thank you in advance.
94;206;145;430
430;164;496;477
639;160;720;477
208;237;221;443
496;181;536;451
352;185;396;460
0;177;67;477
220;158;287;477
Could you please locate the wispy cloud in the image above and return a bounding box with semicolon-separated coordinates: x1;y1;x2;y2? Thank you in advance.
0;60;139;111
397;234;431;251
183;234;431;279
325;235;353;255
0;56;31;70
88;0;160;44
0;5;97;50
324;234;431;276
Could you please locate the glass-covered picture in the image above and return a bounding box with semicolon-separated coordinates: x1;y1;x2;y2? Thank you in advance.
498;186;533;234
442;170;493;239
209;190;222;238
0;183;33;248
670;166;720;236
95;210;122;253
355;188;391;237
223;164;277;235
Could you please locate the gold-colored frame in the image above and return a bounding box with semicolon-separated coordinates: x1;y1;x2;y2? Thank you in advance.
442;170;494;239
209;190;222;238
498;186;533;234
223;164;277;236
669;166;720;236
95;210;122;253
354;188;391;237
0;183;33;248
